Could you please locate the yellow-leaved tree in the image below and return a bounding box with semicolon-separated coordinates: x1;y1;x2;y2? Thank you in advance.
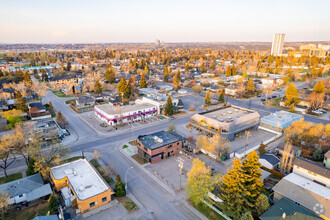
185;158;215;205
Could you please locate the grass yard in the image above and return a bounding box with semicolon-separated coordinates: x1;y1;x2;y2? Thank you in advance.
65;99;76;104
128;140;137;146
188;200;225;220
52;90;71;98
5;202;50;220
131;154;148;165
60;156;84;164
0;172;22;185
117;196;137;212
90;159;115;185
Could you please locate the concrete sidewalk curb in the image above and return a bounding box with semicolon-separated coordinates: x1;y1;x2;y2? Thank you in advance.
127;192;154;220
183;201;208;220
118;144;176;196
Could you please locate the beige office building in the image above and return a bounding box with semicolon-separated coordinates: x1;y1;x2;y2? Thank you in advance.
271;33;285;56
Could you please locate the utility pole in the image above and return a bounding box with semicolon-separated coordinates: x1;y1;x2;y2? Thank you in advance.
244;131;250;157
177;157;184;191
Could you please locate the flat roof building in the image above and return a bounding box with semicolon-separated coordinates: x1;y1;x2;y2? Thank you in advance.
260;111;303;132
137;131;183;163
50;159;114;214
190;105;260;141
135;95;183;114
94;103;157;126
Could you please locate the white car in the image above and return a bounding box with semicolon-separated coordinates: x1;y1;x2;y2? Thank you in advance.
178;89;188;94
311;110;323;115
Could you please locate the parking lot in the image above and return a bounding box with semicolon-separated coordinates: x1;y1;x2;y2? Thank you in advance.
145;155;193;192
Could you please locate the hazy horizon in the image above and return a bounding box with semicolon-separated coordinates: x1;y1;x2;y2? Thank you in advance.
1;0;329;44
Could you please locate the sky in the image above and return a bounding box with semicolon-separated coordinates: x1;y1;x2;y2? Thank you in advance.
1;0;330;43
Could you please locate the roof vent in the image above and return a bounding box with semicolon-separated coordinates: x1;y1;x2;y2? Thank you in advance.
79;185;85;191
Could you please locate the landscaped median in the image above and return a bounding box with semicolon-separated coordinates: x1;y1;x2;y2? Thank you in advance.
52;90;71;98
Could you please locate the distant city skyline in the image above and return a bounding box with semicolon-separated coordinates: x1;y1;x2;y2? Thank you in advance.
1;0;329;43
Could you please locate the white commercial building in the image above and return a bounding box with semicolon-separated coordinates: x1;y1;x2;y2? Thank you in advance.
94;103;157;126
135;96;182;114
271;33;285;56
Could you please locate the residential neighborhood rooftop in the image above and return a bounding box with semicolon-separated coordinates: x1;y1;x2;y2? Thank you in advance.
50;158;110;200
260;197;322;220
294;157;330;179
259;154;281;166
138;131;181;150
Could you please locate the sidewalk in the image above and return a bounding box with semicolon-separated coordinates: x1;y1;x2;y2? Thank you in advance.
118;143;176;196
119;143;208;220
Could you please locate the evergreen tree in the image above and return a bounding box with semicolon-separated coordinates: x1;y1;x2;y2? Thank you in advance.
26;158;37;176
114;174;126;197
23;71;33;88
225;65;231;77
117;77;130;99
313;81;325;93
140;73;148;88
41;69;48;82
231;64;236;76
94;79;103;94
246;78;255;94
284;83;300;106
241;151;263;210
165;95;174;116
15;91;28;112
48;102;54;115
255;194;270;216
218;89;224;102
219;159;247;219
240;211;253;220
66;61;71;71
257;141;267;155
205;91;211;106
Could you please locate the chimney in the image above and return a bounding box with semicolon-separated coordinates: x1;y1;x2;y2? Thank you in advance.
282;212;286;219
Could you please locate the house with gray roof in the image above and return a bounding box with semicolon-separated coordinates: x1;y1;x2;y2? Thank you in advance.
0;173;52;206
259;154;281;170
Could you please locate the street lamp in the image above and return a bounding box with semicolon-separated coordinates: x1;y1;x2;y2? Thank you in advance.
125;167;134;193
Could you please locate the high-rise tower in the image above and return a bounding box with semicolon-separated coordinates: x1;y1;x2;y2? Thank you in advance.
271;33;285;56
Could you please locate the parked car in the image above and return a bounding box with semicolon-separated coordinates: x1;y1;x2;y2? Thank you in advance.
261;98;266;101
169;116;176;120
311;110;323;115
272;95;277;98
319;109;327;114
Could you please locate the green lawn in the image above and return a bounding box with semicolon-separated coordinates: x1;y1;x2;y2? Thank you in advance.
60;156;84;164
90;159;115;185
117;196;137;212
52;90;71;98
65;99;76;104
0;173;23;185
189;200;225;220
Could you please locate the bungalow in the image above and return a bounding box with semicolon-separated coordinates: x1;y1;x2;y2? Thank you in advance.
76;96;95;108
259;154;280;170
28;102;51;120
0;173;52;207
323;150;330;169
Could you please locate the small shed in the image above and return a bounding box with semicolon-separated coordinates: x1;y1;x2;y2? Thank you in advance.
259;154;281;170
